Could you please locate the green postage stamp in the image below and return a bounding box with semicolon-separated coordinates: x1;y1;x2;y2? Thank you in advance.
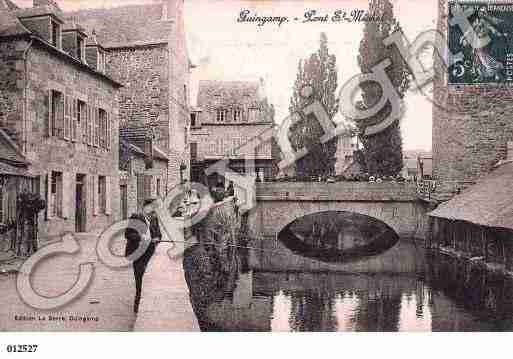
448;1;513;84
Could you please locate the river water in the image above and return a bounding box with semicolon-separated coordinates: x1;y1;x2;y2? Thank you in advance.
184;237;513;332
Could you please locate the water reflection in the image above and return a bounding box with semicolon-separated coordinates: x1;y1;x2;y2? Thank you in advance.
280;211;399;263
184;240;513;332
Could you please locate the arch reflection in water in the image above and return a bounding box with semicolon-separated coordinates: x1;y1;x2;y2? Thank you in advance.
278;211;400;263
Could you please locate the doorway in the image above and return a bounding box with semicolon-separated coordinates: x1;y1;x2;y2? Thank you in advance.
75;174;86;233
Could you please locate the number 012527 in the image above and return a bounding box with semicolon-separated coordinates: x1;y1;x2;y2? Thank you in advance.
6;344;38;353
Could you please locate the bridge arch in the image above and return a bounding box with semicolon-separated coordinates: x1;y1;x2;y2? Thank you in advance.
247;182;430;240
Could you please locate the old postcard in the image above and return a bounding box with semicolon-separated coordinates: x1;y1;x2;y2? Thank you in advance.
1;0;513;342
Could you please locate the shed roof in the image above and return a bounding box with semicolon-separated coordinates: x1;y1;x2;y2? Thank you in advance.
429;162;513;230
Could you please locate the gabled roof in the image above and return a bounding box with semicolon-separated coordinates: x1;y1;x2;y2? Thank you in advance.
429;162;513;230
0;127;27;165
197;80;262;109
66;4;171;48
0;6;30;37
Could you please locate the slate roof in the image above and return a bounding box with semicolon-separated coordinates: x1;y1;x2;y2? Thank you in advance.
119;127;168;164
0;128;31;177
429;162;513;230
66;4;171;48
197;80;262;109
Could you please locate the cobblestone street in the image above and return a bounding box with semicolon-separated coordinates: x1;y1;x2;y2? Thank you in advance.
0;233;200;331
0;233;136;331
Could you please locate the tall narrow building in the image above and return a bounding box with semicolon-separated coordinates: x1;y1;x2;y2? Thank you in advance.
68;0;192;192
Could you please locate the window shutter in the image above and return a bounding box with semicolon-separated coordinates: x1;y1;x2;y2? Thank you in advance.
88;105;93;145
47;90;53;137
61;172;71;219
71;99;77;141
105;176;112;215
94;108;99;147
45;173;53;219
107;112;111;151
63;95;70;140
93;175;98;216
81;103;87;143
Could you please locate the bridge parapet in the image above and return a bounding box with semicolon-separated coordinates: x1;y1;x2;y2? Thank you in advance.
256;182;418;202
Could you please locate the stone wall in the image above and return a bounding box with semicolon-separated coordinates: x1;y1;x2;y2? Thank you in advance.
190;123;273;160
432;0;513;185
248;182;429;239
20;40;120;238
0;41;22;136
107;45;169;146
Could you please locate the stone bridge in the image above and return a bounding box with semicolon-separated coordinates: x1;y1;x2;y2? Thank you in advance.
246;182;430;240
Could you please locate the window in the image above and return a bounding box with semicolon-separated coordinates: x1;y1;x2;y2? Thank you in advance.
216;109;229;122
50;20;61;48
49;90;63;137
77;100;86;141
190;113;197;128
93;107;100;147
50;171;63;217
233;108;242;122
183;84;187;105
99;109;107;149
156;178;161;197
98;176;106;213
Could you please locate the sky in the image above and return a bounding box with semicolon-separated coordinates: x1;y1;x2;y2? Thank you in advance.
15;0;438;150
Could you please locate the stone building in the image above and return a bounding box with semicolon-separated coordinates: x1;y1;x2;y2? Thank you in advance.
432;0;513;198
119;127;169;219
0;0;122;238
68;0;192;191
190;80;275;187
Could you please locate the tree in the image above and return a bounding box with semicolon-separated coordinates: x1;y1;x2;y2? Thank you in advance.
356;0;410;176
288;33;338;178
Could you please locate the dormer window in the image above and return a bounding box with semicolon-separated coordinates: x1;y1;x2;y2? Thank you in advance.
233;108;242;122
216;109;229;122
50;19;61;48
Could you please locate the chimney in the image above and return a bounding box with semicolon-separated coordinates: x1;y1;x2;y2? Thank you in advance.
508;141;513;161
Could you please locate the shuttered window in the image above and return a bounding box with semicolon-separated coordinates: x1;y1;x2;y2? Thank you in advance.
71;99;78;141
98;109;107;149
93;107;99;147
49;90;64;137
0;185;4;224
64;95;71;140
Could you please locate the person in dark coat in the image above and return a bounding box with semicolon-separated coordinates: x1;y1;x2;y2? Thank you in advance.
125;198;162;313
